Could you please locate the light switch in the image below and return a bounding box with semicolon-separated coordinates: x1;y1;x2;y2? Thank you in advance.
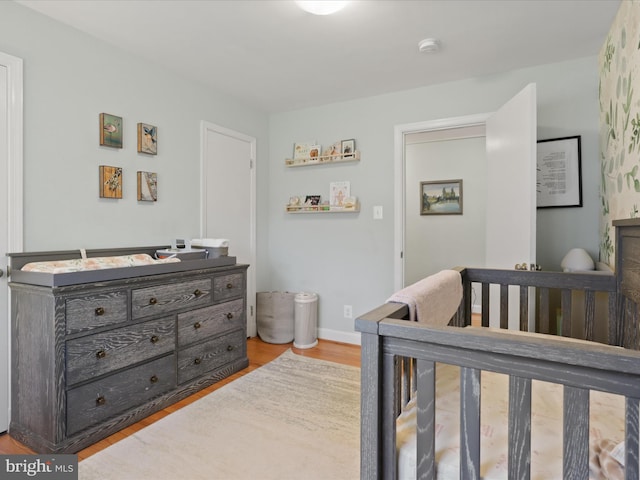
373;205;383;220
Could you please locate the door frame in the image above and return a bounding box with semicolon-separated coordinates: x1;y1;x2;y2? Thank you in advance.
200;121;257;336
394;113;489;291
0;50;24;432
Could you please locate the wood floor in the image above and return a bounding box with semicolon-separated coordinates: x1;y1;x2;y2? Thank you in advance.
0;337;361;460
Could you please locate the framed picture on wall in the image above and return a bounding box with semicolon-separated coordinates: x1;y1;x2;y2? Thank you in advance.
536;135;582;208
137;123;157;155
99;113;123;148
99;165;123;199
420;179;463;215
137;171;158;201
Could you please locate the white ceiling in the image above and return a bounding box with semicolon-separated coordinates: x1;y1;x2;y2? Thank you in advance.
15;0;621;113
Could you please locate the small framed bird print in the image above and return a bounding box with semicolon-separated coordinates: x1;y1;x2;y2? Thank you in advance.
137;123;157;155
99;113;123;148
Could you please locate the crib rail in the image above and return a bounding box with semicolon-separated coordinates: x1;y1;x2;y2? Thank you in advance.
454;267;620;345
356;305;640;480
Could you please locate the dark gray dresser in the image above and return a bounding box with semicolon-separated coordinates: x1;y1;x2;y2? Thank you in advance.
7;247;249;453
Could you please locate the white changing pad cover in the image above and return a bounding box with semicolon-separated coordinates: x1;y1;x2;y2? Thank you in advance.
21;253;180;274
396;364;626;479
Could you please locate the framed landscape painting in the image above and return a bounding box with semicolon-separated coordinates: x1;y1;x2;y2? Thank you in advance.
420;179;463;215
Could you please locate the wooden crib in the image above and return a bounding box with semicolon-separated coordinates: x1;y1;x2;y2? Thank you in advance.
356;219;640;479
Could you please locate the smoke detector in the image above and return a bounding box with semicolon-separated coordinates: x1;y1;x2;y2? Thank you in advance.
418;38;441;53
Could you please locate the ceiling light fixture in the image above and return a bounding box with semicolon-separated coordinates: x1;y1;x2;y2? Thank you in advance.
418;38;441;53
296;1;349;15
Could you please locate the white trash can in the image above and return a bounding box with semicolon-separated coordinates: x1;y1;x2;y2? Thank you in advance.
294;292;318;349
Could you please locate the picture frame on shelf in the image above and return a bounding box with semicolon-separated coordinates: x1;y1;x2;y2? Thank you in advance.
99;113;123;148
420;179;462;215
293;142;315;160
304;195;321;205
536;135;582;208
341;139;355;158
330;181;350;207
308;145;321;162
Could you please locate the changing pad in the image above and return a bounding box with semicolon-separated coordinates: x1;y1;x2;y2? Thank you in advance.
21;253;180;274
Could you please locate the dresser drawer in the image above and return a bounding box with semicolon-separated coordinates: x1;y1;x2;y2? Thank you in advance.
177;298;244;347
66;317;175;386
66;290;128;334
213;273;244;301
66;354;176;436
177;329;245;384
131;278;211;319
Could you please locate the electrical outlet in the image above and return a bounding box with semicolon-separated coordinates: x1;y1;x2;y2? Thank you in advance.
344;305;353;319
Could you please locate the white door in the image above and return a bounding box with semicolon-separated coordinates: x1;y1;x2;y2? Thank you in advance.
0;51;24;433
201;122;257;337
395;85;536;328
486;83;537;329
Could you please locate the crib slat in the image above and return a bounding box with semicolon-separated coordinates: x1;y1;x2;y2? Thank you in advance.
539;287;550;334
359;331;382;480
481;283;490;327
416;360;436;480
402;356;411;407
609;292;619;346
563;386;589;478
584;290;596;341
519;285;528;332
508;376;531;480
500;284;508;329
626;398;639;480
460;367;481;479
382;352;398;480
561;289;572;337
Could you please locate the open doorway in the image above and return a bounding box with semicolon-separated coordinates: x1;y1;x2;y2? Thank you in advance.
393;83;538;329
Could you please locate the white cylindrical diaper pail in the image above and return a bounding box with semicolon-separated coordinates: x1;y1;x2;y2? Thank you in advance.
294;292;318;349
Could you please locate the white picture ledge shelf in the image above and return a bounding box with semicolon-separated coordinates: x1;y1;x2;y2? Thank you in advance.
285;204;360;214
285;150;360;167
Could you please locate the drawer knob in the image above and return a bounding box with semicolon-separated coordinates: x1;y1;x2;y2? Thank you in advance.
226;283;233;289
193;289;203;296
96;350;106;359
194;357;201;365
150;375;158;383
227;345;234;352
95;307;105;316
194;322;201;329
150;335;160;344
96;396;106;406
226;312;234;320
149;297;158;305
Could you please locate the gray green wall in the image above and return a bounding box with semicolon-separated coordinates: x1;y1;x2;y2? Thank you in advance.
2;1;602;342
0;1;271;290
269;57;601;342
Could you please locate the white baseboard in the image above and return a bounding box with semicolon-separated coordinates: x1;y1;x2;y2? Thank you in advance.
318;328;361;346
472;304;481;314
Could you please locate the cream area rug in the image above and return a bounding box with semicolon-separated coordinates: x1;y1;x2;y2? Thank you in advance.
79;349;360;480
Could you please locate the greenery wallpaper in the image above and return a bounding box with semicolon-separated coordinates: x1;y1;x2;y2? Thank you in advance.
600;0;640;267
